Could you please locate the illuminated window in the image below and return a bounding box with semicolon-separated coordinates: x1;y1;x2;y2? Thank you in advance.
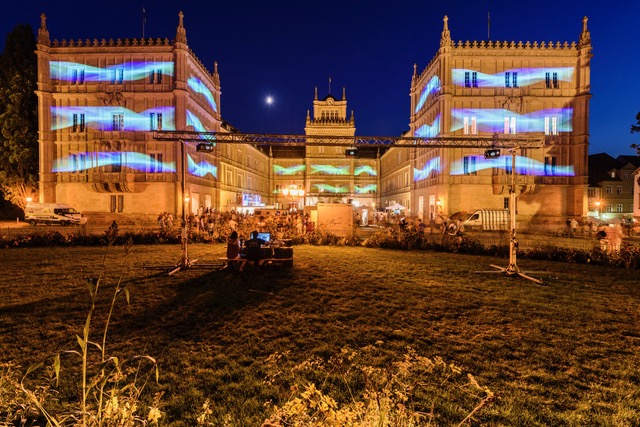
464;71;477;88
606;204;613;212
605;186;612;194
112;114;124;131
512;72;518;88
544;156;557;176
544;116;558;135
463;116;477;135
505;72;518;88
503;117;516;134
616;204;623;212
149;113;163;130
504;157;513;175
111;68;124;84
71;68;85;84
588;188;595;197
503;198;509;209
505;72;510;88
617;186;623;195
463;156;477;175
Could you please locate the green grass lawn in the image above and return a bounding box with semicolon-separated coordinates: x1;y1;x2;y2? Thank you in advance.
1;243;639;426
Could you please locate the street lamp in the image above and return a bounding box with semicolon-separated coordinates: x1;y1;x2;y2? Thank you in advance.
281;185;305;211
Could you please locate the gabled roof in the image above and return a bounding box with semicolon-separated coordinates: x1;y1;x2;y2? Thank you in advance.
588;153;620;186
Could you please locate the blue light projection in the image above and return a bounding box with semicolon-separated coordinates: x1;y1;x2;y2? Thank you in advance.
188;154;217;178
415;115;441;138
415;75;440;113
274;164;306;175
414;157;441;182
51;106;176;131
449;155;575;176
50;61;174;82
52;152;176;173
355;184;377;194
314;184;348;193
450;108;572;134
187;77;218;112
310;165;350;175
354;165;377;176
451;67;574;88
186;110;207;132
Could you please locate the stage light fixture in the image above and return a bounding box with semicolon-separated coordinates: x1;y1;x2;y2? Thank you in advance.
484;148;501;159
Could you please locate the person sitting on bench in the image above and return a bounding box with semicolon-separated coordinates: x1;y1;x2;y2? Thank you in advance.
226;231;246;271
244;230;266;271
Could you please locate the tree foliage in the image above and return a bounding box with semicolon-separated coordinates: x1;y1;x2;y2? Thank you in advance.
631;111;640;155
0;24;38;210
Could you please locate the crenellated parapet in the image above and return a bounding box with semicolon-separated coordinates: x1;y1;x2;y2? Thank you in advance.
50;37;173;47
451;39;577;50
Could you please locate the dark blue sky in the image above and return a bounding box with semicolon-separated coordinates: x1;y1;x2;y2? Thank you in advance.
2;1;638;156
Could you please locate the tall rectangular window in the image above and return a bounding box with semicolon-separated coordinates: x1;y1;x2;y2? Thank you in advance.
118;195;124;213
471;71;477;87
112;114;124;131
110;195;117;213
606;186;612;194
149;153;163;173
505;156;513;175
150;113;156;131
504;117;516;134
72;114;78;132
616;186;623;195
544;156;557;176
156;69;162;84
552;72;558;88
545;72;551;88
544;116;558;135
504;197;509;209
149;69;155;84
464;71;470;88
505;72;511;88
512;72;518;88
463;156;477;175
79;114;85;132
463;116;477;135
112;68;124;84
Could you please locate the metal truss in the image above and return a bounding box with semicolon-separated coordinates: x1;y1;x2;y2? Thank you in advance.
153;130;544;149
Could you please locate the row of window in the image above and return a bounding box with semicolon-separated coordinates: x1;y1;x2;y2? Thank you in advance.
66;68;165;85
69;112;164;132
604;185;633;195
463;71;560;89
462;115;559;135
461;155;560;176
589;203;632;213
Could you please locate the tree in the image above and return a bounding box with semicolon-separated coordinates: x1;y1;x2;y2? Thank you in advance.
631;111;640;155
0;24;38;211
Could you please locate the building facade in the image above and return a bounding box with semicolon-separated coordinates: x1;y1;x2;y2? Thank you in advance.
35;12;270;221
384;16;592;227
587;153;639;222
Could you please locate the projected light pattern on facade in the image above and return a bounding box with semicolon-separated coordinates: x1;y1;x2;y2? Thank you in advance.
314;184;347;193
51;106;176;131
187;77;218;112
50;61;174;82
415;115;441;138
354;165;377;176
187;154;217;178
310;165;350;175
414;157;441;182
449;155;575;176
414;75;441;113
273;164;306;175
52;152;176;173
451;67;574;87
355;184;377;193
450;108;572;133
186;110;207;132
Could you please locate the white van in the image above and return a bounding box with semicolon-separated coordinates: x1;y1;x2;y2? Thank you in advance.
25;202;88;226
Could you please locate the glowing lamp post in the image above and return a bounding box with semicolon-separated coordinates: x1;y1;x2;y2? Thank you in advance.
281;185;305;211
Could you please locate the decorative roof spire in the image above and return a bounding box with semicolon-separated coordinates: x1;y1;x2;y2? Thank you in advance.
342;86;346;101
579;16;591;47
37;13;50;46
314;86;318;100
175;11;187;44
440;15;451;47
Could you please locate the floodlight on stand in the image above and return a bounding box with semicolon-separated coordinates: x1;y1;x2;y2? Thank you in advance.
196;143;214;153
484;148;501;159
346;147;358;157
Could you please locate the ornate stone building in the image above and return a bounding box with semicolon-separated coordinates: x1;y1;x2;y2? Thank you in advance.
269;87;379;211
382;16;592;226
35;12;269;220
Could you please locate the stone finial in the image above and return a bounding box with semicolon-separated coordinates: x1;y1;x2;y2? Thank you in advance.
37;13;50;46
176;11;187;44
440;15;451;47
342;86;346;101
579;16;591;47
214;61;218;75
314;86;318;100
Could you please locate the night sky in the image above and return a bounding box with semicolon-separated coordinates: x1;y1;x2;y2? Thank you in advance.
2;0;638;156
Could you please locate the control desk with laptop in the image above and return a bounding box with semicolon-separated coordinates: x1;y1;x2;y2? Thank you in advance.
241;232;294;267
